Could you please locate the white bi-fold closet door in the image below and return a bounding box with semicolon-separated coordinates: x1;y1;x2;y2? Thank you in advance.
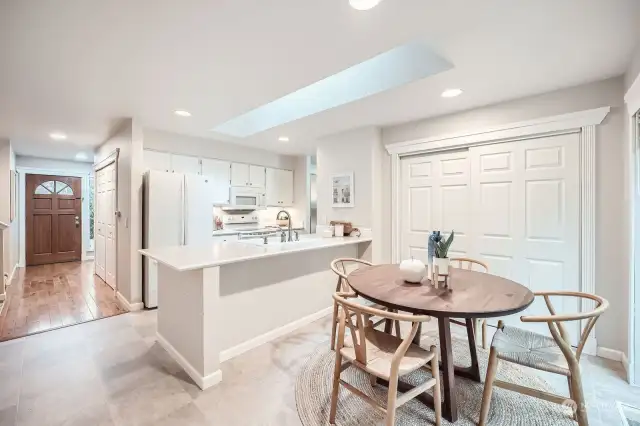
95;163;117;290
401;133;580;342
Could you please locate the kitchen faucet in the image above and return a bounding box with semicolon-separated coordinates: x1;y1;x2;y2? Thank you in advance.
276;210;293;242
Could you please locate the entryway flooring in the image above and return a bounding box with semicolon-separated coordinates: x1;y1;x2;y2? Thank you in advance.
0;310;636;426
0;261;126;342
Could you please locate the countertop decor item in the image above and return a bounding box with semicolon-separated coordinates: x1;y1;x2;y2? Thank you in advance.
329;221;353;235
331;172;354;208
399;257;426;283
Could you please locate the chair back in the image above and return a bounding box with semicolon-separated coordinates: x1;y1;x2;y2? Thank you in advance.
332;292;430;366
520;291;609;361
330;258;374;293
450;257;489;273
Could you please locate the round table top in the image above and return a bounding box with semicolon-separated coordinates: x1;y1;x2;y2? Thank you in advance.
347;264;534;319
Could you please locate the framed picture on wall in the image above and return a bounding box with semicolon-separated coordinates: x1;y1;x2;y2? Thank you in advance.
10;170;17;222
332;172;354;208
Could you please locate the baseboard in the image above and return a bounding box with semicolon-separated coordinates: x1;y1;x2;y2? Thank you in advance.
597;347;630;375
582;337;597;356
219;306;333;362
157;331;222;390
6;264;18;287
116;291;144;312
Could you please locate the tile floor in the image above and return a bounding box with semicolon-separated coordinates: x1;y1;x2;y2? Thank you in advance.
0;261;126;341
0;310;636;426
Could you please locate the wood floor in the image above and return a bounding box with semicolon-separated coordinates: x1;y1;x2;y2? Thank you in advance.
0;261;127;341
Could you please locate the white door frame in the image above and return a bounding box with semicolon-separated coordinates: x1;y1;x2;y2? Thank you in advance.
625;74;640;386
17;167;93;267
386;106;610;356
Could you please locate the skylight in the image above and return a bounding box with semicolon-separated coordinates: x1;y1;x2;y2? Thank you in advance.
212;42;453;137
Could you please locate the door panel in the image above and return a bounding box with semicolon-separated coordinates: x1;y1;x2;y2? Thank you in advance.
401;150;471;264
95;169;106;280
26;174;82;265
105;164;117;288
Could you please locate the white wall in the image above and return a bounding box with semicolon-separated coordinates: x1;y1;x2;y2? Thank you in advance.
316;127;389;263
16;156;94;266
625;41;640;92
143;128;307;226
0;140;18;284
383;77;628;354
95;119;144;308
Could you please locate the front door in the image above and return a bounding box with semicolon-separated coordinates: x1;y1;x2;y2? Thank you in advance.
26;174;82;266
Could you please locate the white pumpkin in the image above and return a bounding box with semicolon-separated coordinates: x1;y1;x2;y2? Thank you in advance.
399;258;426;283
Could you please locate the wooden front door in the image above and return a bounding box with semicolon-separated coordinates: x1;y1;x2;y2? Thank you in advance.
26;174;82;266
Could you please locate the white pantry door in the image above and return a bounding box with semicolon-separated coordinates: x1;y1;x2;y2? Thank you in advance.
469;133;580;341
104;163;117;289
95;169;106;281
400;150;471;264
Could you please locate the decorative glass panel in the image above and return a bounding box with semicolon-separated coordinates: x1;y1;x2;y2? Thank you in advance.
35;181;55;194
56;182;73;195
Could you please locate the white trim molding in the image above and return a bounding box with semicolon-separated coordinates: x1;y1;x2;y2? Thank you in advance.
116;291;144;312
386;106;610;156
219;306;333;362
597;347;630;375
157;332;222;390
387;107;610;352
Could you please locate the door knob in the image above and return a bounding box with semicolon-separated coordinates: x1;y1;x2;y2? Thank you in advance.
75;215;80;226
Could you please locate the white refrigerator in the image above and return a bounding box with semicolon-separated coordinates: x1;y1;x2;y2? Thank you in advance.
143;170;215;308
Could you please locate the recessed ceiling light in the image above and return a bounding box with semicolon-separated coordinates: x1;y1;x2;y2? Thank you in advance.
349;0;383;10
49;132;67;140
441;88;463;98
174;110;192;117
278;136;290;142
75;152;88;160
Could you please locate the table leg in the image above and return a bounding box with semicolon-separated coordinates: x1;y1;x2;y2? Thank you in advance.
438;317;457;422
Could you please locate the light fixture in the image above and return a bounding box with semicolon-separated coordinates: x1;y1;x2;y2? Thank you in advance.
349;0;383;10
278;136;290;142
75;152;88;160
174;110;192;117
441;88;463;98
49;132;67;140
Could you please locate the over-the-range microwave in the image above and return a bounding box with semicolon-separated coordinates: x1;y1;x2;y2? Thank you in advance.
225;187;266;210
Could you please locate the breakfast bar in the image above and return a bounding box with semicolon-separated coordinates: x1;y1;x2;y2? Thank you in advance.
140;235;372;390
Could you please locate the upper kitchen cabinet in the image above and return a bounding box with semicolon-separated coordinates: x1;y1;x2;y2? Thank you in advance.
144;150;171;172
201;158;231;205
171;154;201;175
231;163;265;187
266;168;294;206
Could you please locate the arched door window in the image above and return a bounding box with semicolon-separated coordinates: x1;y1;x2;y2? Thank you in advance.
34;180;74;196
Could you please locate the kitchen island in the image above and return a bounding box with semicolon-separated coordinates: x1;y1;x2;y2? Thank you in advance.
140;235;372;390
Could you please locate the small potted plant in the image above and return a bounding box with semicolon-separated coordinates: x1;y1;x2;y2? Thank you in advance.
433;231;455;275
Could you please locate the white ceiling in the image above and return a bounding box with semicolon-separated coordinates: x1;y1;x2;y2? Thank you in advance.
1;0;638;159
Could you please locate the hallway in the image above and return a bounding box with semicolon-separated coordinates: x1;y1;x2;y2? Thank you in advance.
0;261;126;341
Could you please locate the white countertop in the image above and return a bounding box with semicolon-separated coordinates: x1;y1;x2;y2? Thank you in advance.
140;235;372;272
212;225;305;237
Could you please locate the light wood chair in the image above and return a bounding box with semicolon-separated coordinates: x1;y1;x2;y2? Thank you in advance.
449;258;490;349
329;292;441;426
330;258;396;351
479;291;609;426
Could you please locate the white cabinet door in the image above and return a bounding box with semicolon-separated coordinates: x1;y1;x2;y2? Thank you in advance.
265;168;279;206
279;169;293;206
231;163;250;186
144;150;171;172
249;165;265;188
266;168;294;206
95;169;106;281
201;158;231;204
171;154;200;175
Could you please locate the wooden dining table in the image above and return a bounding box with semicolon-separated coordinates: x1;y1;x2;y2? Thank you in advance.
347;263;534;423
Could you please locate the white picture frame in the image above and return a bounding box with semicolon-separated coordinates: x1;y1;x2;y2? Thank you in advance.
332;172;354;208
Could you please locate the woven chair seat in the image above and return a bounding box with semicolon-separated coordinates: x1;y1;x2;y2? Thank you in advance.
491;325;569;376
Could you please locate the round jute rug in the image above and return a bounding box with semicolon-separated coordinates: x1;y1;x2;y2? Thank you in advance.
295;334;575;425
